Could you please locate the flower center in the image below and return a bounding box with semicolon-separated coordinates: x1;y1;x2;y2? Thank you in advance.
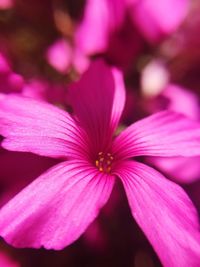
95;152;114;173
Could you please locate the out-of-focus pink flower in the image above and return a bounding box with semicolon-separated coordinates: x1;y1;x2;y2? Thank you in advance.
73;49;90;74
74;0;143;71
0;61;200;266
0;72;67;106
161;3;200;63
0;53;10;73
130;0;189;43
22;79;67;105
75;0;126;56
0;0;13;9
162;84;200;120
150;156;200;183
0;51;67;105
74;0;188;71
147;84;200;183
0;52;24;94
45;39;72;74
0;250;20;267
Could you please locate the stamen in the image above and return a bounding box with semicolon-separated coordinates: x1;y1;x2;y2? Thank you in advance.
95;160;99;167
95;152;114;173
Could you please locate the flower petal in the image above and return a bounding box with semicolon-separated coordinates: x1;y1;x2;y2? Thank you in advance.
0;94;88;159
162;84;200;120
148;156;200;184
130;0;189;43
0;160;115;249
75;0;126;55
68;60;125;154
115;160;200;267
113;111;200;159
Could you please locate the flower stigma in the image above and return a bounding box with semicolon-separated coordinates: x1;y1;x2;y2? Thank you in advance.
95;152;114;173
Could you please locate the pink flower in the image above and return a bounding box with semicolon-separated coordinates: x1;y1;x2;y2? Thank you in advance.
0;52;24;94
130;0;189;43
45;39;72;74
161;84;200;120
21;78;67;105
0;250;20;267
0;0;13;9
147;84;200;183
75;0;126;56
0;60;200;266
74;0;188;70
0;51;67;104
74;0;143;71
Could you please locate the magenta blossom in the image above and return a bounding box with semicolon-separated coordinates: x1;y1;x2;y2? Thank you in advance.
147;84;200;183
45;38;72;74
0;250;20;267
130;0;189;43
0;0;13;9
0;52;24;94
1;61;200;266
74;0;188;71
74;0;143;71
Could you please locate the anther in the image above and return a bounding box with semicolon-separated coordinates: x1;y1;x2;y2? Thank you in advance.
95;152;114;173
95;160;99;167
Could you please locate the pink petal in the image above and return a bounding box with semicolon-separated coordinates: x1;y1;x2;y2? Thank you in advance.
0;0;13;9
148;156;200;183
75;0;126;55
113;111;200;159
0;160;115;249
0;251;20;267
75;0;110;55
162;84;200;120
147;85;200;183
130;0;189;43
0;94;88;159
68;60;125;154
45;39;72;74
0;52;10;73
115;160;200;267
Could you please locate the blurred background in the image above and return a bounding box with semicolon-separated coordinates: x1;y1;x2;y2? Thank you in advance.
0;0;200;266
